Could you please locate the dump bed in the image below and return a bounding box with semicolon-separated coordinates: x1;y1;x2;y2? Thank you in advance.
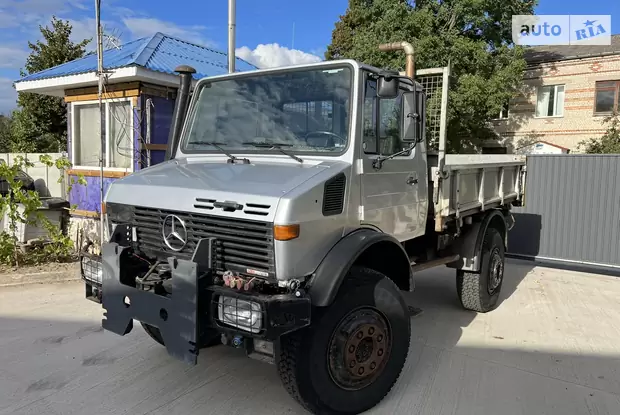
430;154;527;230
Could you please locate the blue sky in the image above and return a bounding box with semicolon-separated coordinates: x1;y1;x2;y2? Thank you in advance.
0;0;619;114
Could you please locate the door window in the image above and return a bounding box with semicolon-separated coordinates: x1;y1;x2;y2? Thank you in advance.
362;79;406;155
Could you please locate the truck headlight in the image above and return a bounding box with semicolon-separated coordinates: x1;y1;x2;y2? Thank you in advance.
81;255;103;285
217;296;262;334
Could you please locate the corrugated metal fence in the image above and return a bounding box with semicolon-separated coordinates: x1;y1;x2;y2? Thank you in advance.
507;154;620;272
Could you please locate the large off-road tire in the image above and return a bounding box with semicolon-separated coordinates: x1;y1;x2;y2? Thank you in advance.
278;266;411;415
140;323;222;348
456;226;505;313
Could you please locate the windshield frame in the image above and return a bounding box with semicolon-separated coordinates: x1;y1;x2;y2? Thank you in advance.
177;60;357;158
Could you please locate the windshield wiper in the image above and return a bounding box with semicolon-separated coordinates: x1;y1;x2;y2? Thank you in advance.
187;141;250;164
242;142;303;164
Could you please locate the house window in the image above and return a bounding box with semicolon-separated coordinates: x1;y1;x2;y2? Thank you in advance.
536;85;565;117
72;99;133;169
594;81;620;114
499;101;509;119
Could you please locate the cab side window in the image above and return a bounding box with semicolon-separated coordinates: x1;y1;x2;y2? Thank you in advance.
362;79;405;155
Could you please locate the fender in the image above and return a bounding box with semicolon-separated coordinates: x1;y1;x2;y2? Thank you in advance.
307;228;412;307
447;209;508;272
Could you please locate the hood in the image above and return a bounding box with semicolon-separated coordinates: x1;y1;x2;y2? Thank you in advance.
105;158;341;221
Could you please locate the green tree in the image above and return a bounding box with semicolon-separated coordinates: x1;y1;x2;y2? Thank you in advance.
0;115;12;152
11;16;91;153
578;113;620;154
325;0;536;152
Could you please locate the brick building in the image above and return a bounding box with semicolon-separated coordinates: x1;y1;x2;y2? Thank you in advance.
493;34;620;153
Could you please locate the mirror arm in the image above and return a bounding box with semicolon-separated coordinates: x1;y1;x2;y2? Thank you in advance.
372;143;416;170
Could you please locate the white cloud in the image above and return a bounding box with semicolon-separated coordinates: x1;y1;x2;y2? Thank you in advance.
0;46;28;70
123;17;214;47
235;43;322;69
0;77;17;115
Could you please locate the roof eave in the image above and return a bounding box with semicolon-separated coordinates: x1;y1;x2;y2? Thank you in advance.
13;66;190;97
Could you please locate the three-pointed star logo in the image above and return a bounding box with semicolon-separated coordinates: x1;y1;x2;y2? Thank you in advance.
162;215;188;251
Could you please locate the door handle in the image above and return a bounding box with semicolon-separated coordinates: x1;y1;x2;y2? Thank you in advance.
406;176;418;185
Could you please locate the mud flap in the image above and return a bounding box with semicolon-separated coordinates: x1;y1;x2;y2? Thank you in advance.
101;242;200;365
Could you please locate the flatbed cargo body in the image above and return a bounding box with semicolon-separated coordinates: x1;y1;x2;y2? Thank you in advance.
431;154;526;229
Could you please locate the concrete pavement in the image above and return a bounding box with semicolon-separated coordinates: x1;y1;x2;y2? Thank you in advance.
1;260;619;414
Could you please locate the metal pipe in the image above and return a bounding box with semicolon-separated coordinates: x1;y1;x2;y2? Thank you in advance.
228;0;236;73
95;0;105;249
165;65;197;161
378;41;415;80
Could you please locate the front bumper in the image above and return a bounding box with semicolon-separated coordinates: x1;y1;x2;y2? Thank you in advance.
81;242;311;365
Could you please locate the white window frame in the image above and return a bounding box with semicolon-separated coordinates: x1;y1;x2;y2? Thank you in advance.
493;101;510;120
535;84;565;118
70;98;135;172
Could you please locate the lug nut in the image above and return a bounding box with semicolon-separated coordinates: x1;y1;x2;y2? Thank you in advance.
377;334;383;342
357;331;363;339
349;360;356;368
369;327;375;335
349;345;355;353
358;367;364;375
377;349;383;356
370;362;376;370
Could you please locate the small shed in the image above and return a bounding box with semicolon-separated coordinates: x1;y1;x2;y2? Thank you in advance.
14;32;257;237
517;141;570;155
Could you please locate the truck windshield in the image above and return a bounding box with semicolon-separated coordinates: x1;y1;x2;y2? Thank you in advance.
182;66;352;154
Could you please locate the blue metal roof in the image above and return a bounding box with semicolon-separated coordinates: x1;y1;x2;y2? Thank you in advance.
17;32;257;82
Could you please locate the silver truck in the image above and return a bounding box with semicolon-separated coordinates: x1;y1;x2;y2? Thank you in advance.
81;41;526;415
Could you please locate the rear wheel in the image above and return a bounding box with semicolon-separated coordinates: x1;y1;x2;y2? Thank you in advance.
140;323;222;348
278;266;410;414
456;226;505;312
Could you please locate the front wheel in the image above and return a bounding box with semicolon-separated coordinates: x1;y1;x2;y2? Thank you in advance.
278;266;411;415
456;226;505;312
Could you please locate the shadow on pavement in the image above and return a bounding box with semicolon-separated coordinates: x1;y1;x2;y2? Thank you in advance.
1;260;619;415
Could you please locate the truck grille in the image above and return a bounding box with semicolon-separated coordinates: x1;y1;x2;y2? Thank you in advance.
132;206;275;279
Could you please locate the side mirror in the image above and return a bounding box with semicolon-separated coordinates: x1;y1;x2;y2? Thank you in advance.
401;91;418;142
377;75;399;99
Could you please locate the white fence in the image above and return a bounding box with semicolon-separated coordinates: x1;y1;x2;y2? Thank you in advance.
0;152;66;199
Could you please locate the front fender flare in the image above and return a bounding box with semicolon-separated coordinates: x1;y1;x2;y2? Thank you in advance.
306;229;411;307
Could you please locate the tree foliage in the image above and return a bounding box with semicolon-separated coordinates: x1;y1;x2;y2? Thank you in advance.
0;115;11;152
578;113;620;154
11;16;91;153
325;0;537;152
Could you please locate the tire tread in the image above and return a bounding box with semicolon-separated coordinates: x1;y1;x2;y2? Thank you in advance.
278;266;409;414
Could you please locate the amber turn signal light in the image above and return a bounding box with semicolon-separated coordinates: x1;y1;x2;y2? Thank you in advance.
274;224;300;241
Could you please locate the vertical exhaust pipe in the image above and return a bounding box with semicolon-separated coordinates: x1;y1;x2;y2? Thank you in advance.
165;64;197;161
228;0;236;73
378;41;415;80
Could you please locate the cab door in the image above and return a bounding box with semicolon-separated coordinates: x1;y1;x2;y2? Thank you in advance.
359;75;427;241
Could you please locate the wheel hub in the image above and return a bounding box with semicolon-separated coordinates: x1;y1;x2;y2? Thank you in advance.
488;248;504;294
343;323;387;378
328;308;391;390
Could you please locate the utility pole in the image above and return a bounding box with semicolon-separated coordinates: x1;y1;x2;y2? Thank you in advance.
95;0;105;249
228;0;235;73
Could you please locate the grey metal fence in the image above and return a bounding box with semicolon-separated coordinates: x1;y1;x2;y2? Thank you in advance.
507;154;620;272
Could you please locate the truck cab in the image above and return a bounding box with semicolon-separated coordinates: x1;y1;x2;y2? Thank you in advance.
82;46;525;415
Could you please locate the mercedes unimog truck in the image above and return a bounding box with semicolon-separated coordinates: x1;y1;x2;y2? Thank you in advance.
81;41;526;414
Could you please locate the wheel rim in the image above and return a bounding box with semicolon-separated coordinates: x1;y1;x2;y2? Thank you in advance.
488;247;504;295
327;307;392;391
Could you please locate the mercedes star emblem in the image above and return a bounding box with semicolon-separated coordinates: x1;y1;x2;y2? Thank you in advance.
162;214;188;251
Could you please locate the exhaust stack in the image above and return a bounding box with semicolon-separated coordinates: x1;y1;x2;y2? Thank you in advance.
378;41;415;80
165;65;197;161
